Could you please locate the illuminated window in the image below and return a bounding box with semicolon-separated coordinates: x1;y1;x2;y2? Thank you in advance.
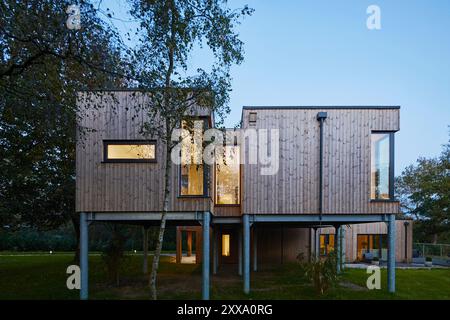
104;140;156;162
371;133;393;199
357;234;387;260
215;146;240;205
319;234;335;256
180;119;207;196
222;234;230;257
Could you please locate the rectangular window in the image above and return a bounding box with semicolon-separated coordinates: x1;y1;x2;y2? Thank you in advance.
215;146;240;205
319;234;335;256
104;140;156;162
371;132;393;200
222;234;230;257
357;234;387;261
180;119;208;196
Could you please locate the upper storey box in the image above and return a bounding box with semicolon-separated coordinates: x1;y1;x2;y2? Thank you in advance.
75;90;214;213
240;106;400;215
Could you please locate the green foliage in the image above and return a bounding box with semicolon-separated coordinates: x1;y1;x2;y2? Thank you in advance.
0;0;129;233
297;252;339;296
396;130;450;242
0;224;177;252
0;225;76;251
101;224;131;286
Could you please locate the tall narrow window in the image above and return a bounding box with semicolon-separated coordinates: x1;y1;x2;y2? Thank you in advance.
222;234;230;257
180;119;207;196
215;146;240;205
371;132;393;200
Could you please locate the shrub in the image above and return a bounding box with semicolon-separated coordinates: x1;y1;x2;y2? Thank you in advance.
372;257;379;261
425;256;432;262
101;225;131;286
298;252;339;296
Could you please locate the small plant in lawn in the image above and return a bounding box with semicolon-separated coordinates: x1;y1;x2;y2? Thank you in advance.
425;256;433;267
297;252;339;296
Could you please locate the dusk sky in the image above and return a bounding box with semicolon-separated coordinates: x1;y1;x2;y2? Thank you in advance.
102;0;450;175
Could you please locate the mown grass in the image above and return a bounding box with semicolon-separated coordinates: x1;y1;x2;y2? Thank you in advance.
0;253;449;300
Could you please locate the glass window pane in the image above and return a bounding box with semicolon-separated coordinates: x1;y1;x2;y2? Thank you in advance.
181;164;204;195
357;235;369;260
320;235;326;255
371;133;390;199
222;234;230;256
180;119;206;196
215;146;240;204
328;234;335;254
107;144;155;160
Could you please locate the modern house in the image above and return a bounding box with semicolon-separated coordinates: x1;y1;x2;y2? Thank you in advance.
76;90;406;300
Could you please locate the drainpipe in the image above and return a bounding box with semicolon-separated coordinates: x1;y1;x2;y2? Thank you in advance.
404;221;409;262
316;112;328;220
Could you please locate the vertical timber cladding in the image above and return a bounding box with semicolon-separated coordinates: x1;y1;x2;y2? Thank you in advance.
241;107;399;215
75;90;213;213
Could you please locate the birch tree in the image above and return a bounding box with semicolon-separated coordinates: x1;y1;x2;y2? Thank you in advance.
129;0;252;299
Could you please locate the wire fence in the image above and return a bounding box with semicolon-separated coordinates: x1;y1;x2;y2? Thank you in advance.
413;243;450;258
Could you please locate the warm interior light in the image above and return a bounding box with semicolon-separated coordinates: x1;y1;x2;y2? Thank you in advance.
222;234;230;257
107;144;155;159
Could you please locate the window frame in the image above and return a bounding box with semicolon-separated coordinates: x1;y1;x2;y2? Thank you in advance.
178;116;210;198
214;146;241;207
103;139;157;163
370;131;395;201
356;234;387;261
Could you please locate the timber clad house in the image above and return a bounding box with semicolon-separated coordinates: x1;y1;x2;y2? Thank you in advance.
76;90;411;300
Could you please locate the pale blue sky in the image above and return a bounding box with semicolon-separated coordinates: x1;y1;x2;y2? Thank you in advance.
101;0;450;174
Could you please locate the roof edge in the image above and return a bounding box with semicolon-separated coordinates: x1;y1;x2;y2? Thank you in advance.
243;106;401;110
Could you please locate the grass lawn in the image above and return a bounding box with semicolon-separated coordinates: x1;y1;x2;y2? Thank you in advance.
1;253;449;300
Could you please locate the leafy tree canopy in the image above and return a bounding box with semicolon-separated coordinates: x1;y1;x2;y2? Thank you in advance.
396;130;450;242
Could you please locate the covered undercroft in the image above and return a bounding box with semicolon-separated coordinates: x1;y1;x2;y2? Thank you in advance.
79;212;397;300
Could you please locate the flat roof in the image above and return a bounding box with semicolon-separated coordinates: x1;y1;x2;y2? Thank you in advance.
243;106;400;110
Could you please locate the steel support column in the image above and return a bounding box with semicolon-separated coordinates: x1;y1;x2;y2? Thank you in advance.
388;214;396;293
238;229;242;276
341;226;346;270
335;225;341;274
243;214;250;294
80;212;89;300
213;227;218;275
202;212;210;300
315;228;320;259
253;226;257;272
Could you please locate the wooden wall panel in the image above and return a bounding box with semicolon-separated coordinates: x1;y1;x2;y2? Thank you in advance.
241;108;400;215
256;227;310;265
76;91;212;213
